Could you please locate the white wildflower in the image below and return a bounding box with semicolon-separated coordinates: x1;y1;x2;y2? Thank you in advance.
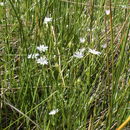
49;109;59;115
37;45;48;52
88;48;101;55
27;53;39;59
36;57;48;65
105;10;110;15
101;44;107;49
0;2;4;6
80;38;85;43
73;51;84;59
44;17;52;24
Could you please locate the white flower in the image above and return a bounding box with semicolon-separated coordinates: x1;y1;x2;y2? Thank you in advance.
88;48;101;55
44;17;52;24
105;10;110;15
37;45;48;52
73;48;86;58
49;109;59;115
0;2;4;6
101;44;107;49
80;38;85;43
28;53;39;59
36;57;48;65
73;51;84;58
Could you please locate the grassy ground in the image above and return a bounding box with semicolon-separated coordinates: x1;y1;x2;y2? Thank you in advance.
0;0;130;129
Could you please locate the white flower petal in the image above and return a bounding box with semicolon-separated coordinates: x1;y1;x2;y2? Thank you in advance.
73;52;84;58
105;10;110;15
36;57;48;65
44;17;52;24
73;48;86;58
28;53;39;59
88;48;101;55
101;44;107;49
80;38;85;43
49;109;59;115
37;45;48;52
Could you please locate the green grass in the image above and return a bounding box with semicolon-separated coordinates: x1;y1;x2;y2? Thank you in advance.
0;0;130;129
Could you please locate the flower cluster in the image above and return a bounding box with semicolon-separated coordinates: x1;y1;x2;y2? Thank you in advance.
28;45;48;65
28;44;102;65
73;47;101;59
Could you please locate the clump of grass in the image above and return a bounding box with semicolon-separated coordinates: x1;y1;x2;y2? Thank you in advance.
1;0;130;129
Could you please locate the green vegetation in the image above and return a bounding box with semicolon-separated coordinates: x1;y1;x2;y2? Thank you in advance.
1;0;130;129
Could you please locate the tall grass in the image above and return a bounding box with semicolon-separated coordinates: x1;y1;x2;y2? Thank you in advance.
1;0;130;129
